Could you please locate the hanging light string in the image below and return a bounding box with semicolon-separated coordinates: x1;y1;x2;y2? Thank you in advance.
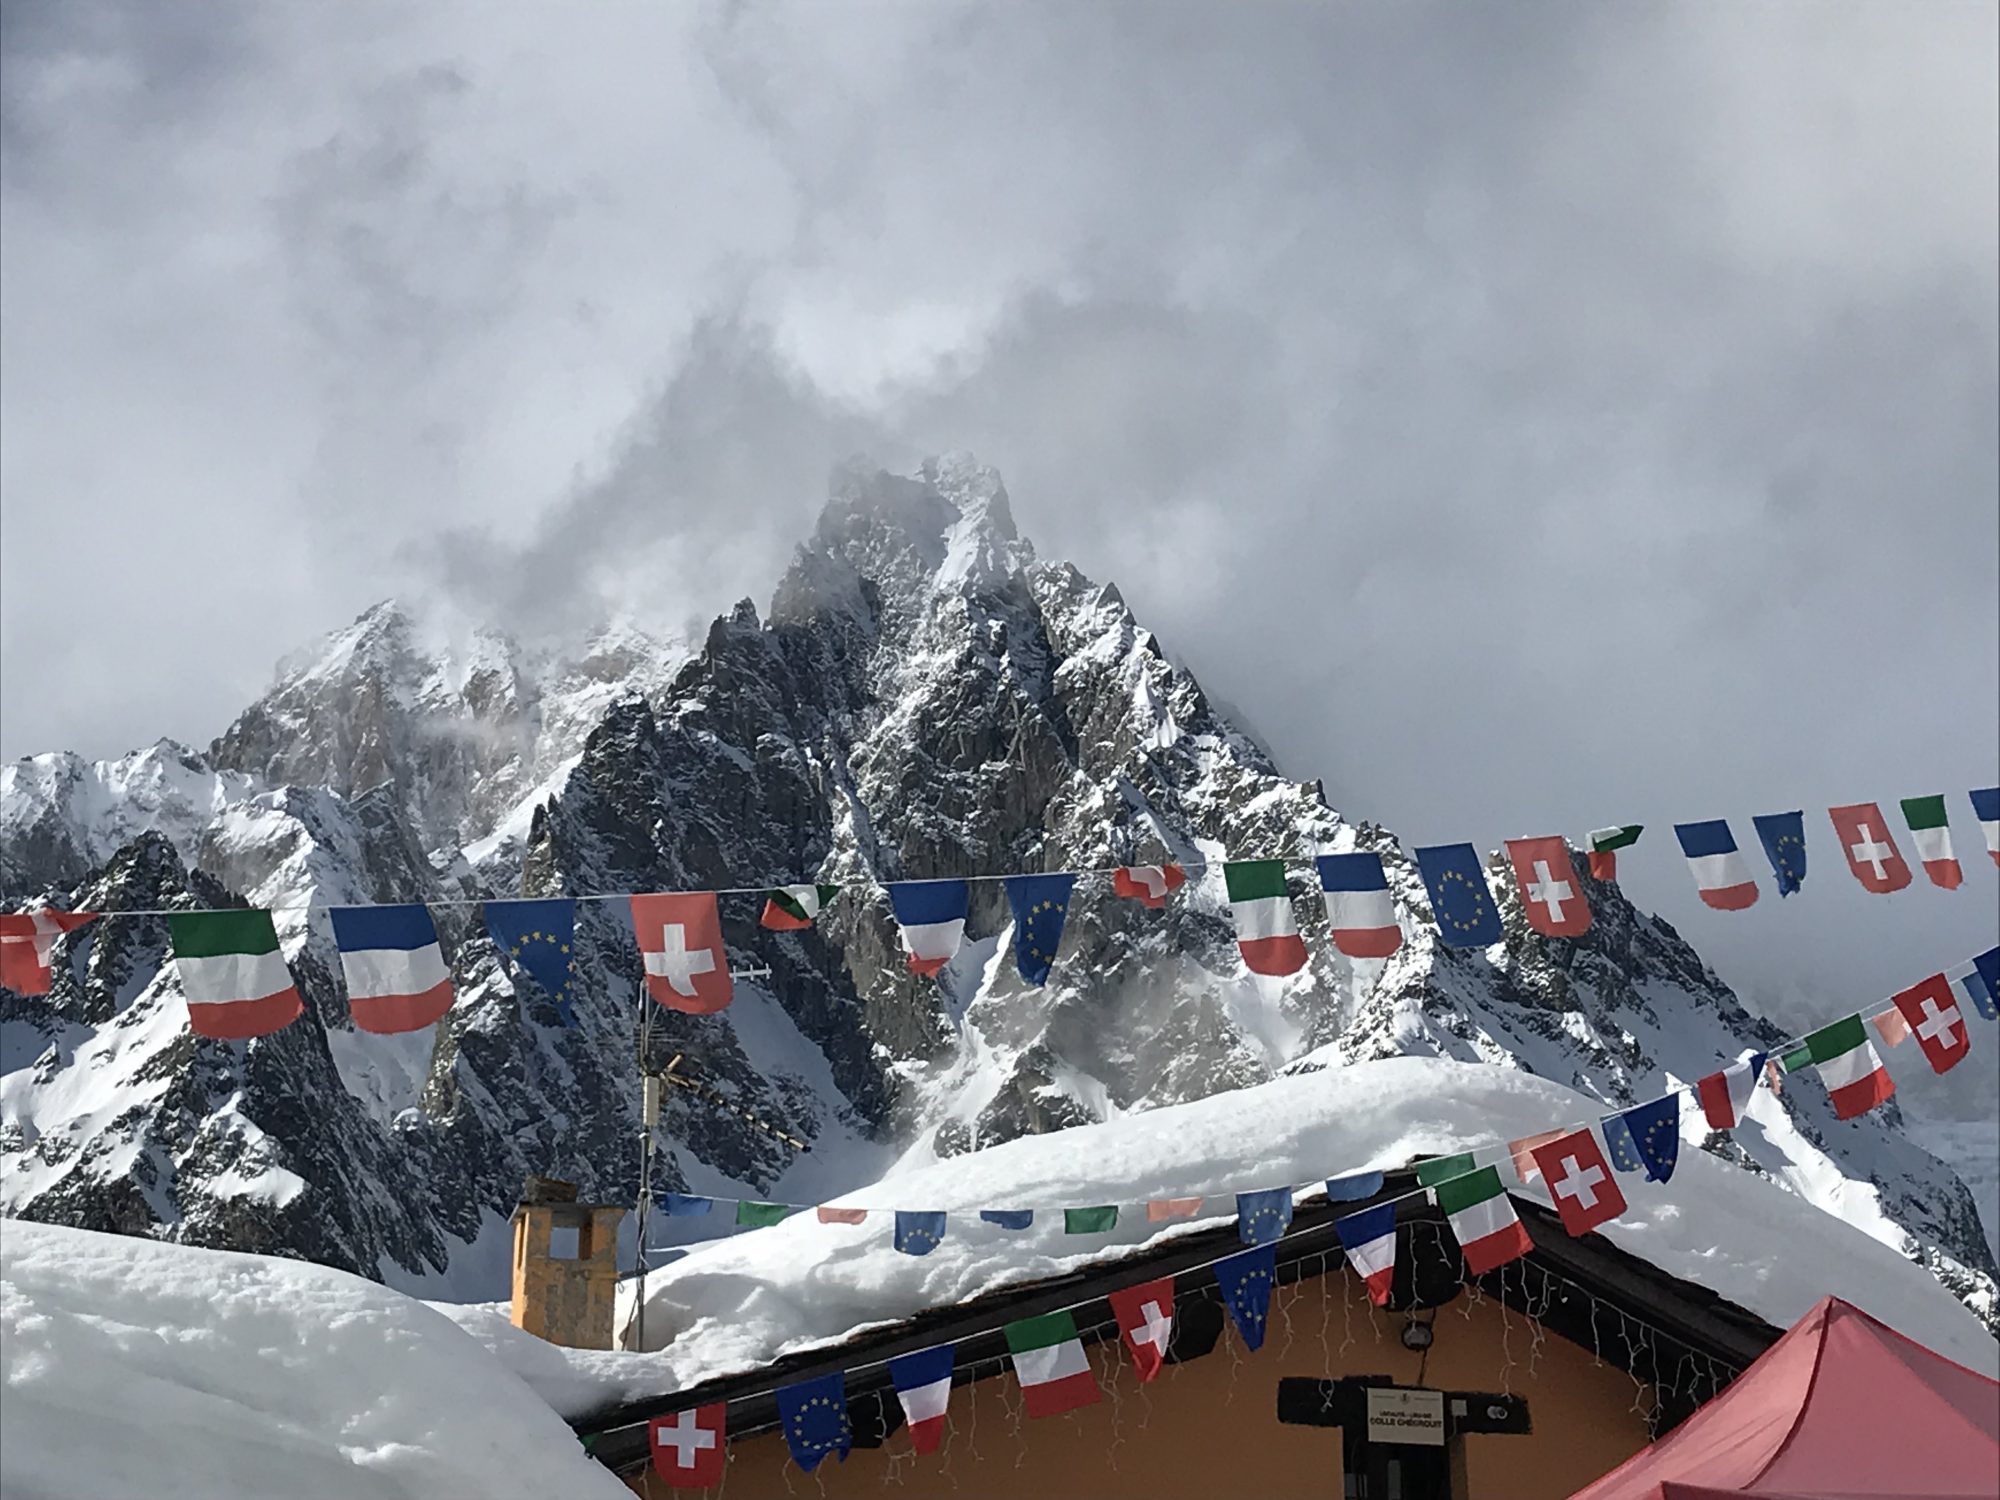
639;946;1982;1219
613;1203;1745;1452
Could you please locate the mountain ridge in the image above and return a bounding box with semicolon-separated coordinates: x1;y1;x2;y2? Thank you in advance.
2;455;1993;1332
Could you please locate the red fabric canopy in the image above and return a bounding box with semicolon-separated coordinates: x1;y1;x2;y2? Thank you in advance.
1570;1296;1999;1500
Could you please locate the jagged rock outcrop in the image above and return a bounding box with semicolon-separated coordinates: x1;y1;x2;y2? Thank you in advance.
2;455;1992;1329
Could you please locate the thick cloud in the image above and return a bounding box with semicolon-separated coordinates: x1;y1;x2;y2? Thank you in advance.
2;1;1994;1028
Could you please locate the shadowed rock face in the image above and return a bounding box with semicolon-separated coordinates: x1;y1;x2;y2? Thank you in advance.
2;455;1993;1328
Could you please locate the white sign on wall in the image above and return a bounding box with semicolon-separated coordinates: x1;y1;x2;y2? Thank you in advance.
1365;1387;1446;1448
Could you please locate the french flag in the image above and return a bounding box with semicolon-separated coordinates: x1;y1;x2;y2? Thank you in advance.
1334;1201;1397;1306
1315;853;1402;959
888;1344;955;1454
1673;820;1760;911
328;904;455;1034
887;880;968;978
1696;1051;1766;1130
1973;787;2000;867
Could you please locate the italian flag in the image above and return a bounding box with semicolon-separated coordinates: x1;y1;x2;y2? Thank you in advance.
1223;860;1307;976
1433;1166;1532;1275
1585;825;1643;881
167;910;304;1039
1004;1311;1099;1418
760;883;840;931
1899;797;1962;890
1783;1016;1894;1120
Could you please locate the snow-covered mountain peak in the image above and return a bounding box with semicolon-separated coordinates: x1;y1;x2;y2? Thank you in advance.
3;458;1993;1333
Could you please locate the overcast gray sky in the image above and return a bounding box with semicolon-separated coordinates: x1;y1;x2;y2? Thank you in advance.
2;1;1995;1026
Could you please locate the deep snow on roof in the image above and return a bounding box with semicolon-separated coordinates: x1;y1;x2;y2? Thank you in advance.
550;1057;1994;1411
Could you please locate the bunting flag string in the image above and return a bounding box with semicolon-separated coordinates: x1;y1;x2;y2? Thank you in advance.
3;784;1993;1038
627;948;1994;1253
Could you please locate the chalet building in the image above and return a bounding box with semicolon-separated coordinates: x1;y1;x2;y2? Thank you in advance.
575;1169;1782;1499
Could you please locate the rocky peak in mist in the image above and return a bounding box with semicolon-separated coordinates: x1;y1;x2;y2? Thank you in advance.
2;456;1993;1332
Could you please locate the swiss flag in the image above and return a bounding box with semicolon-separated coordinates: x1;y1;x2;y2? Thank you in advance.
630;893;733;1014
1113;865;1186;909
1892;973;1970;1075
1827;804;1912;895
1504;837;1591;938
0;909;98;996
650;1404;726;1488
1107;1275;1176;1382
1529;1129;1627;1238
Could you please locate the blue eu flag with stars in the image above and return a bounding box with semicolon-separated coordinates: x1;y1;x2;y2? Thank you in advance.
485;898;578;1027
894;1210;947;1256
1236;1188;1293;1247
1413;844;1504;948
1004;873;1075;986
1214;1243;1277;1352
1610;1095;1680;1183
775;1371;852;1472
1752;812;1808;897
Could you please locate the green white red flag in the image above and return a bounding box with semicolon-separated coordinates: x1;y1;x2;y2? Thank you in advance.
167;909;304;1039
1223;860;1306;976
1585;825;1642;881
1005;1311;1099;1417
1783;1015;1894;1118
760;884;840;931
1433;1165;1532;1274
1898;797;1962;890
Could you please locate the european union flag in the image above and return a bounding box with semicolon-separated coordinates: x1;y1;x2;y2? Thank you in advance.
1004;873;1075;986
1236;1188;1293;1246
1413;844;1504;948
980;1209;1033;1229
775;1371;852;1472
1752;812;1808;897
1613;1095;1680;1183
1601;1112;1645;1174
1324;1170;1385;1203
1214;1243;1277;1352
894;1210;947;1256
485;898;578;1027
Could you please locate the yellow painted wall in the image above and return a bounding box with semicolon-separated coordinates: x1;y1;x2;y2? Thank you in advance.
624;1265;1652;1499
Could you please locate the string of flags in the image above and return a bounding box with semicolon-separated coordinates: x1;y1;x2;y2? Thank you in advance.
641;946;2000;1486
635;947;1998;1244
2;787;1995;1040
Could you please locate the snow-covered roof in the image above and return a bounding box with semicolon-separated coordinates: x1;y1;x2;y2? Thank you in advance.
0;1220;630;1500
502;1058;1995;1416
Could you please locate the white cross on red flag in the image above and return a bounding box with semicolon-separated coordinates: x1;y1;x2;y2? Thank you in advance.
0;908;98;996
1107;1275;1176;1383
630;892;734;1014
1529;1128;1627;1238
650;1404;727;1488
1827;804;1912;894
1891;973;1969;1075
1504;837;1592;938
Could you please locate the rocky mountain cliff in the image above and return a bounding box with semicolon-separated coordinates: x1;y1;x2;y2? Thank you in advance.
2;455;1993;1326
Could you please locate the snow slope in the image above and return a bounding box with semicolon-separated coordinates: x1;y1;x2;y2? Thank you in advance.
574;1058;1995;1412
0;1220;629;1500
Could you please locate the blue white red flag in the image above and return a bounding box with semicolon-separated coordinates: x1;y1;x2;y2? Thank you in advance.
1315;853;1401;958
1673;821;1759;910
888;880;968;978
328;903;454;1034
888;1345;955;1453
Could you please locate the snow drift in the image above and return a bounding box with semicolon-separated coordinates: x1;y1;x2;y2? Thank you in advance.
570;1058;1995;1414
0;1220;629;1500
